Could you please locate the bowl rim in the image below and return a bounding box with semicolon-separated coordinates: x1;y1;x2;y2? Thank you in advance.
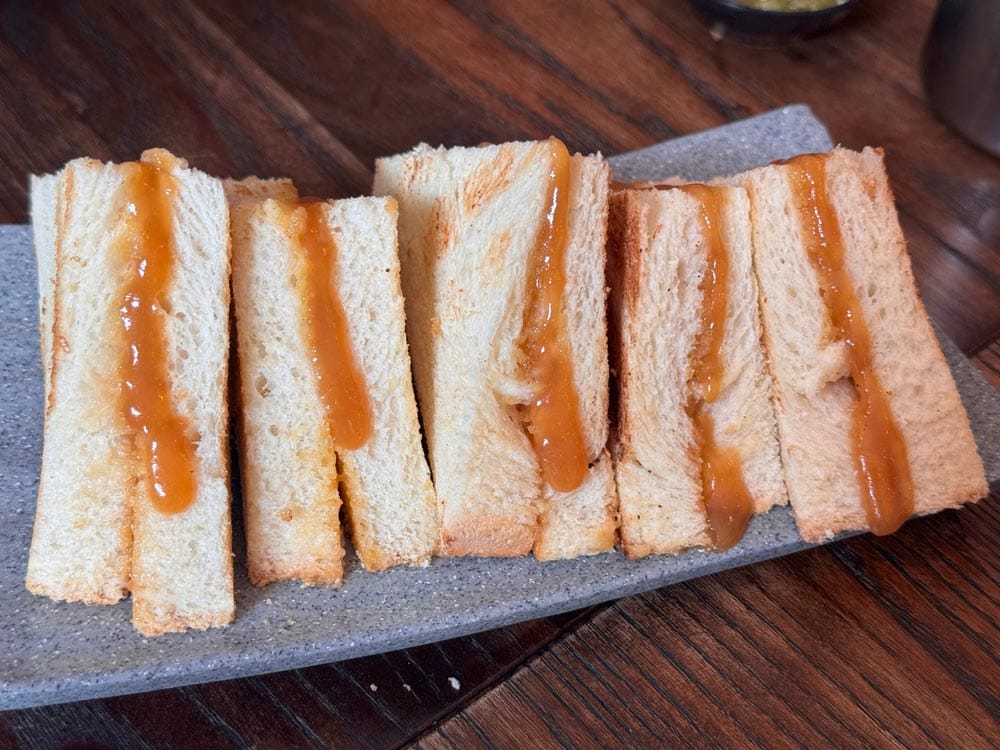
696;0;859;18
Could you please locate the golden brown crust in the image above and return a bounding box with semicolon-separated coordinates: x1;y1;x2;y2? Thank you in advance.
45;164;73;419
218;209;235;605
620;540;645;559
441;520;535;558
606;190;644;459
25;579;125;607
224;176;297;206
247;557;343;589
621;536;699;559
347;532;430;572
606;190;650;561
132;604;234;638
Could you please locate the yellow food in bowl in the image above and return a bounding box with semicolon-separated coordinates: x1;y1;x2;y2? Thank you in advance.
731;0;849;11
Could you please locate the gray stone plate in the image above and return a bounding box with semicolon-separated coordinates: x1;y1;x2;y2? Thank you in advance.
1;106;997;710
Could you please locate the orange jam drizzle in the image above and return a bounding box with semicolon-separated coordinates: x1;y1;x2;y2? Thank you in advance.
783;154;914;534
518;137;588;493
118;152;197;514
290;199;373;451
679;184;754;550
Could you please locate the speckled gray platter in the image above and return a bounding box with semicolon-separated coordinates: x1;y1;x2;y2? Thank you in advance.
2;105;998;710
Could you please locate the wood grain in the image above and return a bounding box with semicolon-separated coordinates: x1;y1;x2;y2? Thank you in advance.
1;0;998;747
974;342;1000;390
417;497;1000;750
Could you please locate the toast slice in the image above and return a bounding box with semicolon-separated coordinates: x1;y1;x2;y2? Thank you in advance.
28;161;134;606
226;181;437;580
27;150;234;636
608;185;787;558
374;139;616;560
726;147;987;540
226;177;341;586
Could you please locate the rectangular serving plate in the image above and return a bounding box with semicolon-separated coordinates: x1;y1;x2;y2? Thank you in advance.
2;105;997;710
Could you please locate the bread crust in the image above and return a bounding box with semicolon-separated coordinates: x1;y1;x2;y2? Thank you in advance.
607;189;643;462
607;190;649;560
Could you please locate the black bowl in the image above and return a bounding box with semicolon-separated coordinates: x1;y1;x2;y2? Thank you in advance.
689;0;860;44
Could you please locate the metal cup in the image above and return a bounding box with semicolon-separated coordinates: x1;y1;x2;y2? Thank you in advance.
922;0;1000;158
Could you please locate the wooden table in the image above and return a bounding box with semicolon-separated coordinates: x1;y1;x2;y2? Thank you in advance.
2;1;998;747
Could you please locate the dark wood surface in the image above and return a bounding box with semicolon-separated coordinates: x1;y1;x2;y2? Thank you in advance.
2;1;998;748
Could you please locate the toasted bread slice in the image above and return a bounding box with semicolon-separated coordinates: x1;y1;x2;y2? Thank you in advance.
226;181;437;579
28;160;135;606
608;185;787;557
28;151;234;636
226;177;341;586
129;151;234;636
726;147;987;540
374;141;615;560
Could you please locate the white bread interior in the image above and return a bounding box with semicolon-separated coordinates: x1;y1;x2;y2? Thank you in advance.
608;186;786;558
374;141;615;559
27;152;234;636
726;147;987;540
226;182;437;578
